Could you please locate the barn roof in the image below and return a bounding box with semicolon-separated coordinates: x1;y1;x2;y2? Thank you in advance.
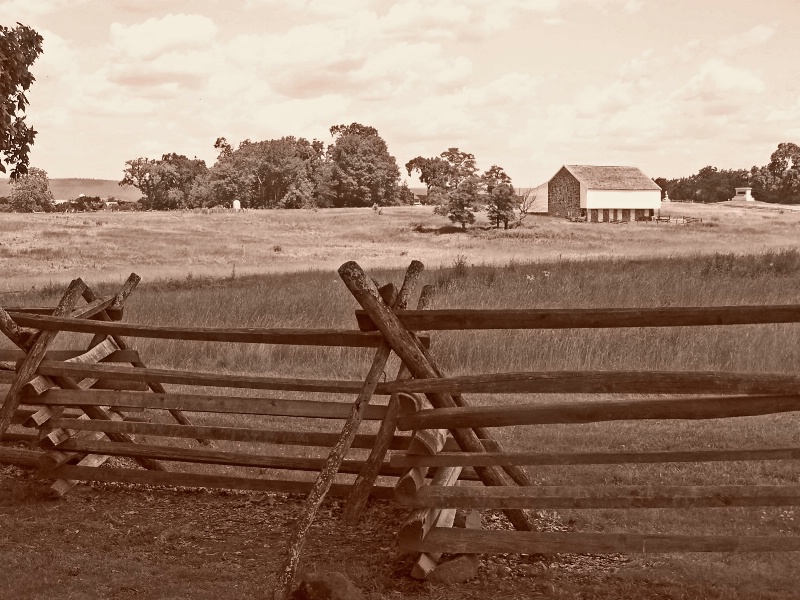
562;165;661;191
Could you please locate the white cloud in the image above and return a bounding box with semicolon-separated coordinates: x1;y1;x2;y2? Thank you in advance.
0;0;90;17
718;23;776;55
109;14;218;61
682;59;765;99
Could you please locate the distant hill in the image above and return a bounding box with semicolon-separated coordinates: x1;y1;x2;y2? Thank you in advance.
0;178;141;202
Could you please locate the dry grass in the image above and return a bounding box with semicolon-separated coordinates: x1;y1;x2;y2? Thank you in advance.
3;212;800;598
2;201;800;292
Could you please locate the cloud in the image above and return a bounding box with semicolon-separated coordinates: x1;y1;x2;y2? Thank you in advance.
109;14;218;61
0;0;90;17
682;59;765;100
718;23;776;55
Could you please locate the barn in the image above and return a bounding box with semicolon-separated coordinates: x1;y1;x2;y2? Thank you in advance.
547;165;662;222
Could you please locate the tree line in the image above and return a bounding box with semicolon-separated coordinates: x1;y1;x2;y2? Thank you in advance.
120;124;415;211
117;124;518;230
656;143;800;204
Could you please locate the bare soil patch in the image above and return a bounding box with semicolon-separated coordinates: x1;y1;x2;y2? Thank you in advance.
1;464;796;600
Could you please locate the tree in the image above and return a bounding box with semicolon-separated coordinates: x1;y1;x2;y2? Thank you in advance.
406;147;480;206
1;23;43;178
483;165;515;229
119;157;170;209
327;123;402;207
204;136;327;209
9;166;54;212
754;143;800;204
404;156;452;199
434;175;480;229
517;186;540;223
119;154;207;209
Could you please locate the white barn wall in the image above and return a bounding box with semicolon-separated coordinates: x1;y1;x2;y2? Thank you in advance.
584;189;660;210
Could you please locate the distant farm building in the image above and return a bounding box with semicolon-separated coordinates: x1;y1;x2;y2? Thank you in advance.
544;165;662;222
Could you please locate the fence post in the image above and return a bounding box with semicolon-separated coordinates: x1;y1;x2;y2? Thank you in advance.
338;261;534;533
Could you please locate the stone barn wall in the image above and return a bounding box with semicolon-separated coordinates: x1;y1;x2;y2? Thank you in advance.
548;167;581;218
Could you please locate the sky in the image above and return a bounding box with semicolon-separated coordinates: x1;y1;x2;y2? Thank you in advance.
4;0;800;187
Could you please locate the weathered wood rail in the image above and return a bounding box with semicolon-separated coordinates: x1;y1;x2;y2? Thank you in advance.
3;261;800;595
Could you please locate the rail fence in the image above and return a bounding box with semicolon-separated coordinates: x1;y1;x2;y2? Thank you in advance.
2;261;800;592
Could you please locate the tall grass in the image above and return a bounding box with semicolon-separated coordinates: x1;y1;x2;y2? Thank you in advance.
4;250;800;595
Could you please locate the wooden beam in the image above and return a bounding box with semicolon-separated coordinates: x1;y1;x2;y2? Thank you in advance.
0;349;141;363
396;394;800;431
40;465;395;499
0;447;42;468
11;314;429;348
44;417;414;449
47;439;400;475
390;447;800;468
400;528;800;554
399;484;800;510
382;371;800;396
37;389;391;420
355;305;800;332
35;361;383;395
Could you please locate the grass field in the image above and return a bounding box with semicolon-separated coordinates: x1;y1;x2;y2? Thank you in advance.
3;206;800;598
2;200;800;292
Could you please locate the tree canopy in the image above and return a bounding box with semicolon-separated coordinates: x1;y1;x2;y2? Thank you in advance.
9;166;54;212
1;23;44;178
408;148;512;229
120;123;408;210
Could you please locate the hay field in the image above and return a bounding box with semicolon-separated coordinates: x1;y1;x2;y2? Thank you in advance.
2;200;799;292
3;208;800;598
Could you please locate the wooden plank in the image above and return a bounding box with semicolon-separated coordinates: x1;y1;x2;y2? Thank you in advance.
396;394;800;431
338;260;534;533
5;306;123;321
37;389;391;420
0;432;36;442
398;467;463;546
89;379;149;392
11;314;429;348
400;528;800;554
382;371;800;396
395;428;450;498
409;507;458;580
25;337;119;398
15;407;84;426
36;361;379;395
0;304;36;348
399;484;800;509
391;447;800;468
355;305;800;332
49;451;113;498
41;465;395;499
0;447;42;468
45;417;413;449
0;349;140;363
0;279;87;436
50;439;404;475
